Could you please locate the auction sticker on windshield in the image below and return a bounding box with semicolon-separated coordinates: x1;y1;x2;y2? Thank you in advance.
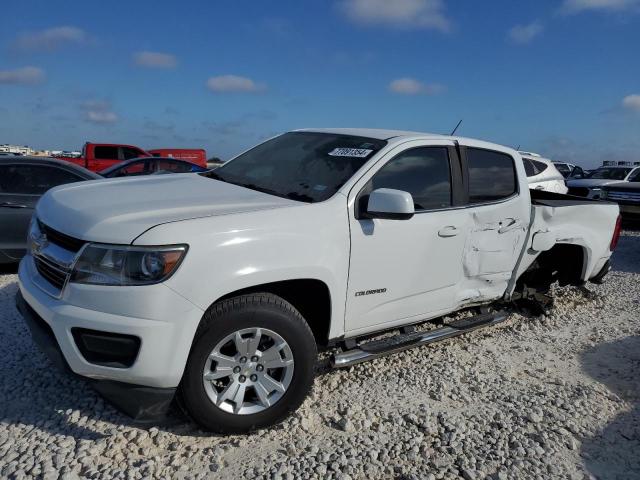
328;148;373;158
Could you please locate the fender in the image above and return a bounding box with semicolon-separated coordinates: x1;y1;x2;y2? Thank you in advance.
133;196;351;340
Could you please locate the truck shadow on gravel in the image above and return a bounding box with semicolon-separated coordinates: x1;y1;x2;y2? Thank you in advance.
0;281;194;441
580;336;640;479
610;232;640;274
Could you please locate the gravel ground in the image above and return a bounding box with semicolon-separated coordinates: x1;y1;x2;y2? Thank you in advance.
0;229;638;480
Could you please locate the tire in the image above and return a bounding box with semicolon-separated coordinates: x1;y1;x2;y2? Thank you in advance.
181;293;318;433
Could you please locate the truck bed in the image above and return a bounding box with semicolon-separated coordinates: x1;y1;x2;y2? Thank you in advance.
530;188;615;207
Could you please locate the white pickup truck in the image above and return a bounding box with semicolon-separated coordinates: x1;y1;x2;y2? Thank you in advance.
17;129;621;433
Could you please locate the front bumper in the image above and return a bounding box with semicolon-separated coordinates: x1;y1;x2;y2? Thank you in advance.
16;290;176;421
18;254;204;388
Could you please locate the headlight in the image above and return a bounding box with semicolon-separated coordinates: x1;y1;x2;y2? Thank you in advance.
71;244;187;286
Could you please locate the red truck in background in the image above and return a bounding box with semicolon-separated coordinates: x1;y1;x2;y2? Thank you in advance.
148;148;207;167
63;143;207;172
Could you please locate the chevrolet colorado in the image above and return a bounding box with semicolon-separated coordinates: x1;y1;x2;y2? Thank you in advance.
16;129;621;433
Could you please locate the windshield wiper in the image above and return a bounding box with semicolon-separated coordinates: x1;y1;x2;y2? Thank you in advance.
236;182;283;197
235;183;314;202
285;191;314;202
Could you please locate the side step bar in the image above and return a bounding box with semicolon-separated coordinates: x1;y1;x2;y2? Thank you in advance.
331;311;508;369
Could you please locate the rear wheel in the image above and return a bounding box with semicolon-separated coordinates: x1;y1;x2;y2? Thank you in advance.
181;293;317;433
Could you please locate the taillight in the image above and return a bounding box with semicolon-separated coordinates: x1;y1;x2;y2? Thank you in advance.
610;214;622;251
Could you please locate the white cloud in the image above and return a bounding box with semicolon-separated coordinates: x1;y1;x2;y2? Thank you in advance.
81;100;118;124
13;26;86;51
508;22;543;44
206;75;265;93
0;66;45;85
622;94;640;112
389;77;445;95
86;111;118;123
339;0;450;31
561;0;639;13
133;51;178;69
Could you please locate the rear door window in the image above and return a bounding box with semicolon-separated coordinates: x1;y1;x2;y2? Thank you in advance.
466;148;517;203
523;158;536;177
531;160;548;174
154;160;193;173
110;160;147;177
121;147;144;160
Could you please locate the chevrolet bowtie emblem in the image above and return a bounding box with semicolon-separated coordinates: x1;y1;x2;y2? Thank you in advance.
31;232;48;254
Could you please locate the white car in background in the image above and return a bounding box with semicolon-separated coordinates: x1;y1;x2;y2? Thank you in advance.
567;165;640;199
519;152;568;194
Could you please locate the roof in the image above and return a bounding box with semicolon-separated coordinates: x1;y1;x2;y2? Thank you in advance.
519;151;553;162
518;151;542;158
521;154;554;165
0;156;100;179
293;128;449;141
99;156;190;174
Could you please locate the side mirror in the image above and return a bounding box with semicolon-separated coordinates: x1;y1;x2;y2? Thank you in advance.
365;188;415;220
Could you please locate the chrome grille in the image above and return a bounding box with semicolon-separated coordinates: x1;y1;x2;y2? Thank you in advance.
30;220;85;297
37;220;84;252
606;191;640;202
34;256;69;290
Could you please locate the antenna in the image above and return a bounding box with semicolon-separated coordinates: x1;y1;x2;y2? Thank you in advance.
515;144;521;151
450;119;463;136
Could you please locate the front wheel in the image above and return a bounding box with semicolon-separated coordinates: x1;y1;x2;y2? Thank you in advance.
181;293;317;433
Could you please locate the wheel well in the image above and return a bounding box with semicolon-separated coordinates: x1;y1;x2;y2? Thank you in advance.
518;244;586;291
216;279;332;347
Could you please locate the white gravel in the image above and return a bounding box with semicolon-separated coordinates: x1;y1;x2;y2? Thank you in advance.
1;230;639;480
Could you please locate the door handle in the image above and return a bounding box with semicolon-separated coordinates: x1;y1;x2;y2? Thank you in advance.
498;219;523;234
438;226;460;237
0;202;28;209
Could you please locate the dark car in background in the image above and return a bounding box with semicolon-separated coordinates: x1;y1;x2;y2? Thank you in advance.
99;156;208;178
0;157;100;264
566;165;639;199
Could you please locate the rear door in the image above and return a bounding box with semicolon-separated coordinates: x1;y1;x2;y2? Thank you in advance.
345;140;471;335
454;143;530;307
0;164;86;261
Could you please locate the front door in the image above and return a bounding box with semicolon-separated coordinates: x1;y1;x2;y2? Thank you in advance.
0;163;87;261
0;165;39;261
345;142;470;335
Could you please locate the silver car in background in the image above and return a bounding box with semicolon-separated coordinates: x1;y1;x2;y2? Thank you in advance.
519;152;568;194
567;166;640;199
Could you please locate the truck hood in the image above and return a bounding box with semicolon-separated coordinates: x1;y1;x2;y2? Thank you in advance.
566;179;623;188
36;174;297;244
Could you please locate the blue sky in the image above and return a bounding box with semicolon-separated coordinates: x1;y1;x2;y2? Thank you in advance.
1;0;639;167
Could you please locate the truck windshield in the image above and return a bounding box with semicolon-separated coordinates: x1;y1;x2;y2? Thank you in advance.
586;168;632;180
205;132;387;202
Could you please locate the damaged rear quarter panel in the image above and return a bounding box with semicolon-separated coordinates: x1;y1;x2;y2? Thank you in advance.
513;202;618;285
